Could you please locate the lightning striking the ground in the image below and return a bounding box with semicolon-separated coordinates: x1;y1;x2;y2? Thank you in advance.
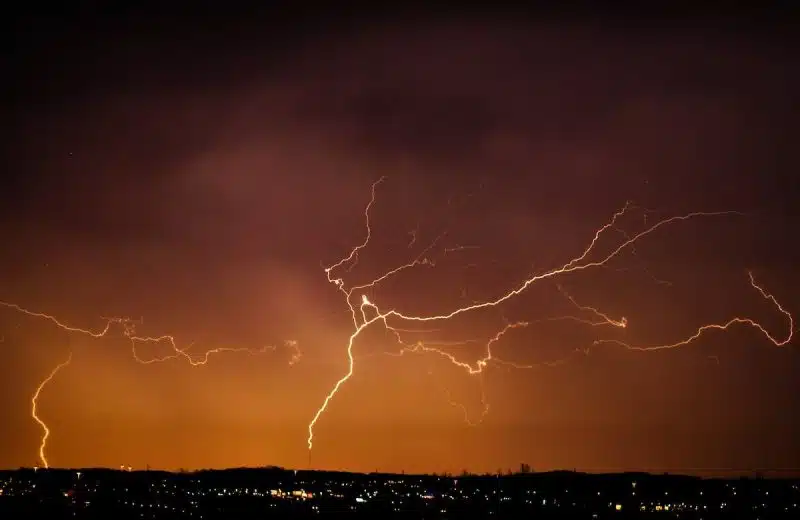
0;302;300;467
30;352;72;469
306;179;794;456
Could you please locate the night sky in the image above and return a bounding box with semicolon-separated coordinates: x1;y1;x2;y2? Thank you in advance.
1;5;798;475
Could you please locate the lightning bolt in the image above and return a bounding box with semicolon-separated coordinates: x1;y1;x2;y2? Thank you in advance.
556;284;628;328
0;302;301;367
592;271;793;351
306;178;793;457
442;375;489;427
444;245;480;254
307;177;388;450
1;304;300;465
31;352;72;469
408;220;420;248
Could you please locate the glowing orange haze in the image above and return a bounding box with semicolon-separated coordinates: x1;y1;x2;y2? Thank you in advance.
0;179;794;475
5;14;800;475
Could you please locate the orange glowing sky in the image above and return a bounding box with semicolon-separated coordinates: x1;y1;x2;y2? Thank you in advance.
1;8;798;476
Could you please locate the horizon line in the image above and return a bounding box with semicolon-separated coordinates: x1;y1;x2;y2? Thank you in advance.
4;465;799;479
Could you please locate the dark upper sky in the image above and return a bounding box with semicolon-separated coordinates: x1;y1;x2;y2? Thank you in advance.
1;5;798;474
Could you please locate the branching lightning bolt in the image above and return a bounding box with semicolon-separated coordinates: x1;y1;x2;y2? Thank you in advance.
0;303;301;368
0;302;302;365
442;375;489;427
31;352;72;469
1;302;300;466
593;271;793;351
306;178;794;457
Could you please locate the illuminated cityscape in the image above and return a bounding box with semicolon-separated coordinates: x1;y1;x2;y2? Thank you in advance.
2;467;799;518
